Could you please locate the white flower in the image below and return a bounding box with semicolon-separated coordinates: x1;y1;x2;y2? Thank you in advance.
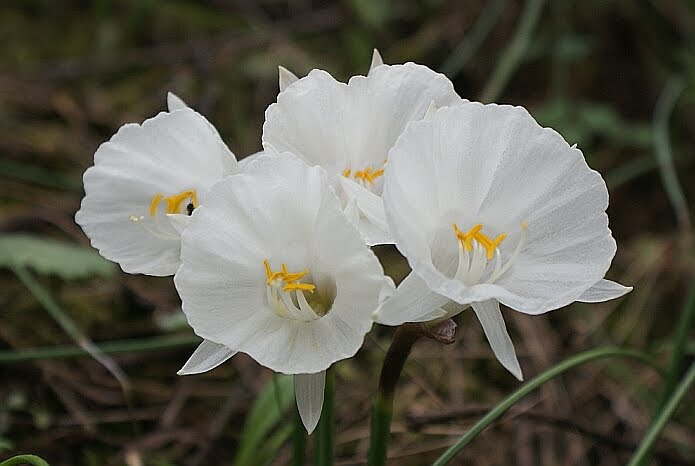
75;102;237;276
263;51;462;245
174;154;393;432
374;102;632;380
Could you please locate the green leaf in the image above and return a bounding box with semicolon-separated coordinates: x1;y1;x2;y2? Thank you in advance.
0;235;114;279
0;454;50;466
234;374;295;466
431;347;664;466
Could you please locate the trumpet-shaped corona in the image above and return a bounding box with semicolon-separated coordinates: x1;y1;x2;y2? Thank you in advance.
375;102;632;381
75;105;237;276
263;58;463;245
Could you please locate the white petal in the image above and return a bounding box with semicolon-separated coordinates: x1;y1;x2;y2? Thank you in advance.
294;371;325;434
472;300;523;381
167;92;189;111
337;176;392;245
278;66;299;92
374;272;449;325
177;339;237;375
577;279;632;303
175;155;390;374
76;108;236;276
166;213;190;235
237;150;265;171
263;63;461;177
368;48;384;74
424;100;438;120
383;102;619;314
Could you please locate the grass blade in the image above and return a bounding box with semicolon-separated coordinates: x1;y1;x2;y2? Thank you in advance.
0;455;50;466
431;347;664;466
655;276;695;412
627;361;695;466
480;0;547;102
11;266;130;396
234;374;294;466
0;334;201;363
653;76;690;239
440;0;507;77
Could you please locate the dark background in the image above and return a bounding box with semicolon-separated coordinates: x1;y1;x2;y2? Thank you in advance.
1;1;694;465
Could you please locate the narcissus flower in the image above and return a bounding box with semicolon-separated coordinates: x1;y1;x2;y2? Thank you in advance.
263;51;462;245
75;102;237;276
374;102;631;380
174;154;393;432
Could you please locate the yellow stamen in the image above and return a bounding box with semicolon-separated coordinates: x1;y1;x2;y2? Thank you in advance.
354;166;385;185
149;190;198;216
282;270;309;282
283;282;316;293
263;259;315;293
149;194;163;216
453;223;507;259
343;162;387;185
264;259;273;281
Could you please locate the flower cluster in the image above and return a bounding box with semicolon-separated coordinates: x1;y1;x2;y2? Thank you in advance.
76;50;631;433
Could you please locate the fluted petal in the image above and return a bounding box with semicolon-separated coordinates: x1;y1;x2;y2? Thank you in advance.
294;371;326;434
177;339;237;375
472;300;523;381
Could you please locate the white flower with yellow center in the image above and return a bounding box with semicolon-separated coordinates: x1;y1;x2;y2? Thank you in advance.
174;154;393;433
262;51;462;245
75;101;238;276
374;102;632;380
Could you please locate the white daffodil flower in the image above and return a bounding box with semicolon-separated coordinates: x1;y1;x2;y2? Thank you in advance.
174;154;393;433
263;51;462;245
374;102;632;381
75;105;238;276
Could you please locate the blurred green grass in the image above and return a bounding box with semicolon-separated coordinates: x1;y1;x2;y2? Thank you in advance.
0;1;694;465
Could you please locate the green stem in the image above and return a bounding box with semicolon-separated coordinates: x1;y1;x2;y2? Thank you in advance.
0;334;201;363
367;323;424;466
293;404;306;466
431;347;664;466
480;0;547;102
315;367;335;466
0;455;50;466
628;361;695;466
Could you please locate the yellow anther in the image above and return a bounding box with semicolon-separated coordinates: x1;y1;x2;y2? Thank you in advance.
282;270;309;282
487;234;507;259
283;282;316;293
264;259;274;281
149;194;163;216
263;259;315;293
149;190;198;216
453;223;507;259
343;162;387;185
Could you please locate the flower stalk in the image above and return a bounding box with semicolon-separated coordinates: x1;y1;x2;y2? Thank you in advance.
293;404;306;466
368;321;456;466
315;367;335;466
